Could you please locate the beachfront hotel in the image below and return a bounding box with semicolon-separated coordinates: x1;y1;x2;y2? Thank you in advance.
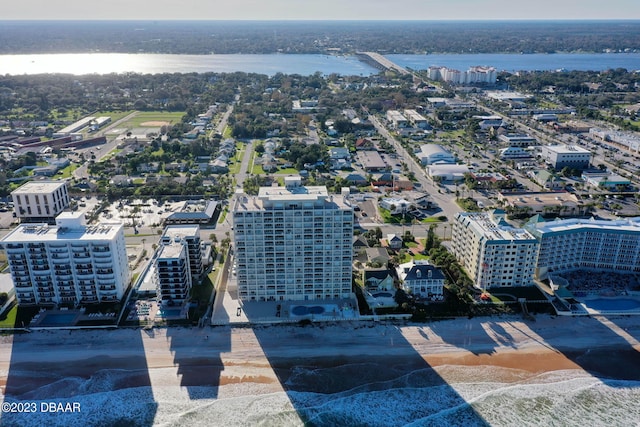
155;225;203;305
0;212;129;306
233;176;353;301
11;179;70;224
527;217;640;280
451;210;539;290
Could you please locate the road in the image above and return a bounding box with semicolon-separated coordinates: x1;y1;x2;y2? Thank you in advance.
368;114;463;222
73;111;140;180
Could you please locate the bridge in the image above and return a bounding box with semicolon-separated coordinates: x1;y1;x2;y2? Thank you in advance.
357;52;410;75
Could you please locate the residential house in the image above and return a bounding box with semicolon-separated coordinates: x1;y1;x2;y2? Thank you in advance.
365;247;390;267
396;260;445;301
387;234;403;250
364;269;395;292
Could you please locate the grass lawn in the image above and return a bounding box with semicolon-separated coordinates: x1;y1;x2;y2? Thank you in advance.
0;305;39;329
56;163;79;179
251;152;264;174
0;304;17;328
422;217;441;223
412;252;430;261
218;206;228;224
223;125;233;139
123;111;185;127
379;208;412;224
95;110;134;123
273;167;298;175
437;129;465;140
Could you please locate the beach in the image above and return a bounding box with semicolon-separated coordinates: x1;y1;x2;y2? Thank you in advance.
2;315;640;426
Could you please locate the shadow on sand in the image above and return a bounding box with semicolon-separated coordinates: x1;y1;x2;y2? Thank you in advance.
251;320;490;426
2;328;158;427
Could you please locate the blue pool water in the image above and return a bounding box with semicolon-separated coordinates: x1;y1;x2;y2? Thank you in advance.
373;292;393;298
37;313;78;326
157;308;182;317
291;305;327;316
583;298;640;311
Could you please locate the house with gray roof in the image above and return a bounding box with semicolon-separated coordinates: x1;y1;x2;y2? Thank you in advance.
396;260;445;301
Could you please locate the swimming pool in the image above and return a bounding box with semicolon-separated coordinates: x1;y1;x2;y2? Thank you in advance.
583;298;640;311
291;305;326;316
157;308;183;318
372;292;393;298
37;313;79;326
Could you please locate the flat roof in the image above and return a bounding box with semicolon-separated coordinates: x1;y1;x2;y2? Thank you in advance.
543;144;591;154
457;212;537;242
357;151;386;169
533;217;640;235
163;224;200;239
235;185;352;212
1;221;123;243
157;242;185;259
500;192;580;208
11;180;66;194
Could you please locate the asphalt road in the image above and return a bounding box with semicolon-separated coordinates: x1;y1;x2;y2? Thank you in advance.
73;111;140;180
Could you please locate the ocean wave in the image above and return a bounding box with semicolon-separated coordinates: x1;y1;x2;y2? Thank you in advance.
3;366;640;427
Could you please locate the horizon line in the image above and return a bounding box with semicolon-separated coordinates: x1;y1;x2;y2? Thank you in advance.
2;18;640;22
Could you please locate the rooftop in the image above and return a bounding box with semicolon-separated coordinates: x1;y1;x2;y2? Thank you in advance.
543;144;591;154
1;220;122;243
235;184;352;212
11;179;66;194
457;211;537;242
532;217;640;236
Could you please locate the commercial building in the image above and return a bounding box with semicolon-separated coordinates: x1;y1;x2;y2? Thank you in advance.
418;144;456;165
386;110;408;129
11;180;70;223
581;171;631;189
500;146;533;160
540;145;592;170
154;225;203;305
498;192;587;217
356;150;387;171
451;211;539;290
499;133;537;147
590;128;640;153
403;109;429;128
527;217;640;280
233;176;353;302
427;164;470;182
0;212;129;306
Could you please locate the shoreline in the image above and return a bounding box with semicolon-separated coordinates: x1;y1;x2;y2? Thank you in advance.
2;315;640;397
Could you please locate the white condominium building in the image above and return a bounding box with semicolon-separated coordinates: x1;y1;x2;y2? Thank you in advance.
11;180;70;223
540;144;592;170
155;225;203;305
0;212;129;306
528;217;640;280
451;211;539;290
427;66;497;84
233;176;353;302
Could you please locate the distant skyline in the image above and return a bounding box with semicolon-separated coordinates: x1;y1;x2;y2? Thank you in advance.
4;0;640;21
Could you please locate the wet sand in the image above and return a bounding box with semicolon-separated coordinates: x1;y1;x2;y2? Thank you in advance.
2;315;640;399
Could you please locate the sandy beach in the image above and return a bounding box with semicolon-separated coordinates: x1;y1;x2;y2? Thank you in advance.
2;315;640;426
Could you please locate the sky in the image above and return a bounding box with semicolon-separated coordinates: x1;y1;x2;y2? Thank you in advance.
5;0;640;20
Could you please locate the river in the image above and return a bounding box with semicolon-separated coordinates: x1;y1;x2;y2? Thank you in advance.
1;52;639;76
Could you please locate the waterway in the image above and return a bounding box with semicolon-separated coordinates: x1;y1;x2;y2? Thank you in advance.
388;52;640;73
0;52;639;76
